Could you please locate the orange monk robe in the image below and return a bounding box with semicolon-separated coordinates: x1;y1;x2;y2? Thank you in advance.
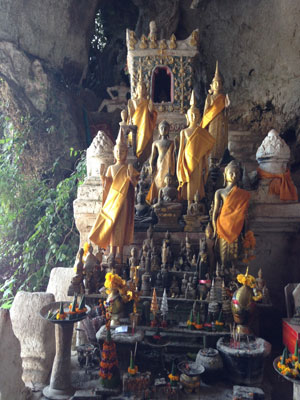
201;94;226;160
146;142;175;204
177;126;215;200
132;99;157;163
88;165;139;249
216;186;251;244
257;167;298;202
201;94;226;129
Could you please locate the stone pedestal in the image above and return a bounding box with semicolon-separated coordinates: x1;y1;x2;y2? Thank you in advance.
43;323;75;400
293;382;300;400
183;214;208;232
0;309;30;400
153;203;183;232
10;291;55;386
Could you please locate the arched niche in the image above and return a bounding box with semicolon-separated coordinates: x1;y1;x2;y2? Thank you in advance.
151;66;173;103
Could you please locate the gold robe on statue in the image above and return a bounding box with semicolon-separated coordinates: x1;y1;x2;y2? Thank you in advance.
201;93;227;160
89;165;138;249
132;99;157;163
177;126;215;201
146;142;175;204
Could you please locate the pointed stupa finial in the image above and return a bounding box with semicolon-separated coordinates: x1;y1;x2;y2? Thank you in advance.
115;126;128;150
213;60;222;82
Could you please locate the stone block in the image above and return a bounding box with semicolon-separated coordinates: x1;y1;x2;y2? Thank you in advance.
10;291;55;386
46;267;75;302
0;309;31;400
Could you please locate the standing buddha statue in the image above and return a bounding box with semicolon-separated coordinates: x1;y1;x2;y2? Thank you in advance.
201;61;230;166
177;90;215;206
89;129;139;264
146;120;176;204
212;161;250;268
128;73;157;164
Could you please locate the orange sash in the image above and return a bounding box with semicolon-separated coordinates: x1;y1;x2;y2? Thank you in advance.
257;168;298;201
216;186;250;244
201;94;226;129
177;126;215;189
89;165;137;249
132;99;157;159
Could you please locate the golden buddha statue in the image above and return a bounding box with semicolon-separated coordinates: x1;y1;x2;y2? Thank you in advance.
146;120;176;204
169;34;177;49
212;161;250;268
128;74;157;164
202;61;230;166
89;129;139;264
177;90;216;206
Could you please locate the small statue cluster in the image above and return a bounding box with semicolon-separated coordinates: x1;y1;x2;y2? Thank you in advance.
68;244;105;296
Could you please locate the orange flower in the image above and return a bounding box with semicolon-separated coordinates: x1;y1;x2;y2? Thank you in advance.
168;374;179;381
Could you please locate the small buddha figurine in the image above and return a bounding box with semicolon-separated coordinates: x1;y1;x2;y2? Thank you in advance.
128;73;157;163
135;189;153;227
180;273;188;298
177;90;215;206
69;248;85;295
128;30;137;50
139;34;148;49
202;61;230;167
151;244;160;271
159;39;167;50
155;272;163;297
84;245;99;294
185;276;196;299
146;120;176;204
169;34;177;49
187;191;206;216
256;268;265;291
141;272;151;296
89;129;139;264
161;240;169;267
191;254;197;269
129;247;138;280
148;20;158;49
205;223;217;276
170;276;180;298
212;160;250;268
156;171;178;203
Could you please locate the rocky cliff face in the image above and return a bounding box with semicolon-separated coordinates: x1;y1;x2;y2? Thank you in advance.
0;0;99;179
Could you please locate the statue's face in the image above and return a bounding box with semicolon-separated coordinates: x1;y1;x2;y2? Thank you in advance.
211;79;222;93
187;108;200;125
137;83;146;98
114;145;127;162
159;122;169;137
225;166;238;183
164;176;172;186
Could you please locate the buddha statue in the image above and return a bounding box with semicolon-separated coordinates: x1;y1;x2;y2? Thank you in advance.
84;245;99;294
177;90;215;206
153;172;183;231
212;161;250;268
155;272;163;297
128;73;157;163
68;248;85;295
254;129;298;202
89;129;139;264
202;61;230;167
180;273;188;298
185;276;196;299
134;188;153;228
146;120;176;204
170;276;180;298
151;244;160;272
184;190;207;232
169;34;177;50
129;247;138;279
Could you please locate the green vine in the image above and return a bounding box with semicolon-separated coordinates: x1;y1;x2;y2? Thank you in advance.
0;116;86;309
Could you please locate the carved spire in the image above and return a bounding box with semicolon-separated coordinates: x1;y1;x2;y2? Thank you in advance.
213;60;222;82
